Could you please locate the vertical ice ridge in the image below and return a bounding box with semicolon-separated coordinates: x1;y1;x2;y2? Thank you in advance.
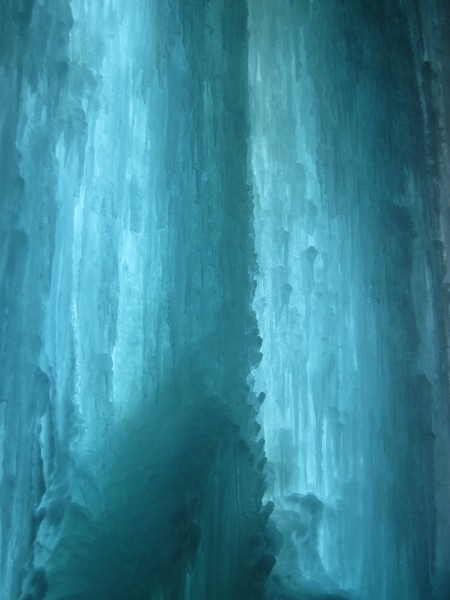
249;1;450;599
1;1;449;599
1;1;269;599
0;2;75;597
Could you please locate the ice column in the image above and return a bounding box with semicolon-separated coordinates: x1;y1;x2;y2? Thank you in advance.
1;2;269;599
249;1;450;599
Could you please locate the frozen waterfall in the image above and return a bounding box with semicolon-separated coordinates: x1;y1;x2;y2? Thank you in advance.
1;1;449;599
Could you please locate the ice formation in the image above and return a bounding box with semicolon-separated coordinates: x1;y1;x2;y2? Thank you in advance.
0;1;449;599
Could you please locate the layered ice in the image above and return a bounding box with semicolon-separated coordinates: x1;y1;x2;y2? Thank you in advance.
1;2;268;599
249;1;450;598
0;1;449;599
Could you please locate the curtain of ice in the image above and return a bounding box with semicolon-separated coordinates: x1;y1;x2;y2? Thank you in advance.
1;2;269;599
1;1;449;599
248;1;450;599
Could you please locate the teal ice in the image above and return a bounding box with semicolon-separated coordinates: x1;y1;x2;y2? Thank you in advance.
1;1;449;599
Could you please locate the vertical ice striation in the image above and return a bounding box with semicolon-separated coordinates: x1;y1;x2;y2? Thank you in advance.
1;1;269;599
249;1;450;599
1;1;449;599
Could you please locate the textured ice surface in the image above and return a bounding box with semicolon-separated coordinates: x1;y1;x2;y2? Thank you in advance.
0;1;449;599
248;1;450;599
1;2;268;599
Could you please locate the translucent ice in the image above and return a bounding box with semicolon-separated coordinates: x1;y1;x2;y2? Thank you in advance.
1;1;449;599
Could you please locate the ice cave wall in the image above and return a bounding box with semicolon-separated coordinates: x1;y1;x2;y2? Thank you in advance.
249;1;450;599
0;1;449;600
1;1;268;599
